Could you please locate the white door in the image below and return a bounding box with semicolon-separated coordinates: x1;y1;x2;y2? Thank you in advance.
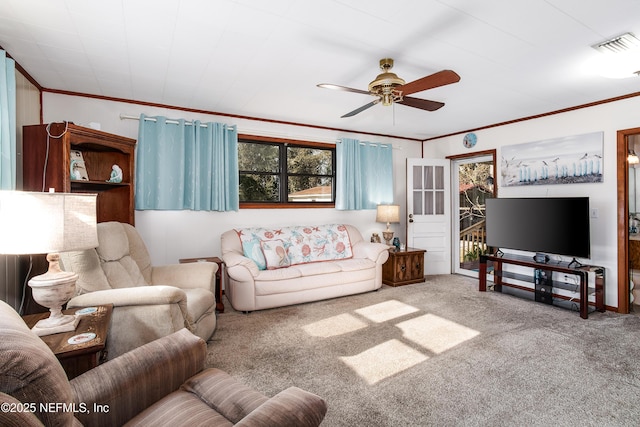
406;158;451;275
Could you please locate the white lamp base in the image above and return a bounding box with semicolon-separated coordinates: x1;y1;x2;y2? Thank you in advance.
28;253;80;337
32;314;80;336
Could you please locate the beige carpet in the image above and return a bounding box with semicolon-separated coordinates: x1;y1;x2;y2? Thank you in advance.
206;275;640;426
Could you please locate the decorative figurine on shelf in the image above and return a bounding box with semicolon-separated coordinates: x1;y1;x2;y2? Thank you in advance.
107;164;123;183
392;237;401;251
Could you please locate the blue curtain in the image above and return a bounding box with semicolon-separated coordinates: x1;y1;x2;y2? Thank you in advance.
0;50;16;190
135;114;239;211
336;137;393;210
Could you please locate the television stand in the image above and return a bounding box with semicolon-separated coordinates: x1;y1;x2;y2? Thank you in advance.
479;253;605;319
567;258;584;268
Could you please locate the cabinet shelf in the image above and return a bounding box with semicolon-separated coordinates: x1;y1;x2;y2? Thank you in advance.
479;253;605;319
22;123;136;225
71;180;130;189
494;270;594;295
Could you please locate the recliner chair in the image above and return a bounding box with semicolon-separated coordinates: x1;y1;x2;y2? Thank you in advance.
60;221;217;359
0;299;328;426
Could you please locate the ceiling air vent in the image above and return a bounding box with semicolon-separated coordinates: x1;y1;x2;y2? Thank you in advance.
592;32;640;53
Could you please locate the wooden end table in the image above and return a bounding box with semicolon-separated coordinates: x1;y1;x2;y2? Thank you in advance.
382;247;427;287
22;304;113;379
179;256;225;313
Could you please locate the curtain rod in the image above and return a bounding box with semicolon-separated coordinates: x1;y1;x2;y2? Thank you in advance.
119;113;236;130
336;139;396;149
121;113;398;149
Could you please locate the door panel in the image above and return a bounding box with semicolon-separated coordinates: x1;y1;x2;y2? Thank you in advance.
407;158;451;275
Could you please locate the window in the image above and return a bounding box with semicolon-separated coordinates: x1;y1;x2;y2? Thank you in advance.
238;135;335;207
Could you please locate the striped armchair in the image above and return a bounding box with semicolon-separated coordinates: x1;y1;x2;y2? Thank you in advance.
0;300;327;426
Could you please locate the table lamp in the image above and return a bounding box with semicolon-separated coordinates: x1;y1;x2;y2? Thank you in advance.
0;190;98;336
376;204;400;245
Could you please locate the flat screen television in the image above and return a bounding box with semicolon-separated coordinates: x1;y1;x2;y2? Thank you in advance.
485;197;590;259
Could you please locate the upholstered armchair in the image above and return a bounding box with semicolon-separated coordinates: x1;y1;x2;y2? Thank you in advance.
59;221;217;359
0;300;328;427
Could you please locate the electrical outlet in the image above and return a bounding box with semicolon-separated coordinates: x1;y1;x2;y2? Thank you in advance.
590;208;599;218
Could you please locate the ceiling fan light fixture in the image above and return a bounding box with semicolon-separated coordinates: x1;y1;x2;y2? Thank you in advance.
367;58;406;100
368;71;406;91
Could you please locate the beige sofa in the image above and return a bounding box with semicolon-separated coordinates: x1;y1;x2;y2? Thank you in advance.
60;221;218;359
221;224;389;312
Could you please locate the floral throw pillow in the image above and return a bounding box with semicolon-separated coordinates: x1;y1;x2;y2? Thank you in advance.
260;239;291;269
285;224;353;265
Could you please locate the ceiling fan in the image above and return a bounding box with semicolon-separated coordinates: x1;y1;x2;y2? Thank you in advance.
317;58;460;118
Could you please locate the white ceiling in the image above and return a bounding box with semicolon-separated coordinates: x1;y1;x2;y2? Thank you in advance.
1;0;640;141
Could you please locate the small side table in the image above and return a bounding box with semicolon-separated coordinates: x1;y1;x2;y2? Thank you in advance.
22;304;113;379
179;256;225;313
382;247;427;287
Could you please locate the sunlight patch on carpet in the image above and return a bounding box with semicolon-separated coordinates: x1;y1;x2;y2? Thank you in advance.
354;300;419;323
340;339;428;385
302;313;368;337
396;313;480;354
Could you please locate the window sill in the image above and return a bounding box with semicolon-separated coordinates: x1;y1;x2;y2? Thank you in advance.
240;202;335;209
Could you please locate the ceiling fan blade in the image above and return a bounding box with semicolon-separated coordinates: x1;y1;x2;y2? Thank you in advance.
398;70;460;96
341;99;380;118
398;96;445;111
317;83;370;95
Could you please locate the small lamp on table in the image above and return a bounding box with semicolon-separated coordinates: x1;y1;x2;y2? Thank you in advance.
376;204;400;246
0;190;98;336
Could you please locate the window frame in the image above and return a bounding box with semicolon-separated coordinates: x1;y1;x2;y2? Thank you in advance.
238;134;336;209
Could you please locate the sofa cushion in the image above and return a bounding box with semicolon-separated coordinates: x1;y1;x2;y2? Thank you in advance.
286;224;353;265
96;222;147;288
60;249;111;294
294;261;342;276
96;221;130;261
0;301;79;427
261;239;291;269
101;256;147;288
183;288;215;322
181;369;269;424
124;390;234;427
236;224;353;269
335;258;376;272
255;267;302;282
241;237;267;270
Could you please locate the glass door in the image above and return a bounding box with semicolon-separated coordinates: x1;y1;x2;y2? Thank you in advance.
453;155;494;277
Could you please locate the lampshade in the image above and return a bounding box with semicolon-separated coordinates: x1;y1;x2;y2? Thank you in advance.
0;191;98;255
376;204;400;225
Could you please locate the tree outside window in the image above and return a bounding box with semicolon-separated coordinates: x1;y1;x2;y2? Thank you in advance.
238;137;335;206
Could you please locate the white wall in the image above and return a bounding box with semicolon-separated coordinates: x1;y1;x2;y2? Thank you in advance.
423;95;640;308
40;91;640;308
40;93;421;264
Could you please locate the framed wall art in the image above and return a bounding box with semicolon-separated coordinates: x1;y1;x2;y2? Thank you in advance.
500;131;603;187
